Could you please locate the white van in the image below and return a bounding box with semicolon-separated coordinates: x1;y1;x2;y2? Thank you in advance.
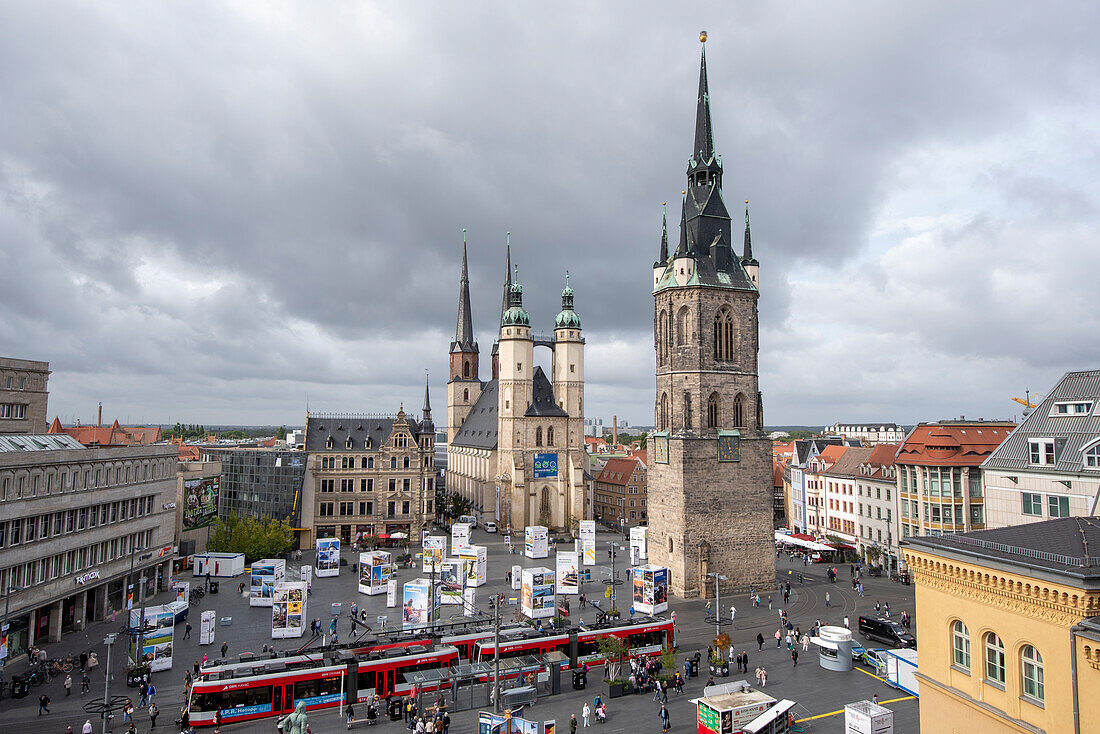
458;514;478;529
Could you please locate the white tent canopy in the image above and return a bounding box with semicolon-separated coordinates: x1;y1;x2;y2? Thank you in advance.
774;531;834;552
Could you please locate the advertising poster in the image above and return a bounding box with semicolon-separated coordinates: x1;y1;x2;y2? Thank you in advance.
458;545;487;587
463;587;476;617
439;560;464;605
299;565;312;586
129;606;174;672
271;582;306;639
358;551;391;595
422;536;446;573
520;567;556;619
171;580;190;605
199;610;216;645
249;559;286;607
451;523;471;554
511;564;521;590
630;526;648;560
556;551;579;595
580;520;596;567
315;538;341;578
402;579;433;629
525;526;549;559
386;578;397;608
478;713;538;734
182;477;220;529
533;452;558;478
632;565;669;615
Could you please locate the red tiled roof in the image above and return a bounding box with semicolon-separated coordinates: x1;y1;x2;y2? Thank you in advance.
896;423;1014;467
867;443;899;467
48;419;162;447
773;463;785;487
178;445;203;461
597;457;644;486
632;449;648;467
817;444;848;464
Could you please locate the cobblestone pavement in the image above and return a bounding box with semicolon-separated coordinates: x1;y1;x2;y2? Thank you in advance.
0;529;919;733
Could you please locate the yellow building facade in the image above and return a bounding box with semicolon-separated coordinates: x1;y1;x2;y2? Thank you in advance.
905;518;1100;734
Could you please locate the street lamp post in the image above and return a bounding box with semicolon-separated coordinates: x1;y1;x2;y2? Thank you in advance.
707;573;728;640
101;633;116;734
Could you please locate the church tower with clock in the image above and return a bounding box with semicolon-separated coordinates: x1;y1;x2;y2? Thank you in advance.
647;32;775;598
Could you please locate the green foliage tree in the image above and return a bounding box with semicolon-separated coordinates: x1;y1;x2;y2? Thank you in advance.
206;514;295;562
276;426;287;440
597;634;628;681
449;494;472;520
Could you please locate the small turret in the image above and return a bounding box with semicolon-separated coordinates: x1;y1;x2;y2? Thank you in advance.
742;202;759;288
672;193;695;286
555;272;581;330
653;203;669;289
501;265;530;327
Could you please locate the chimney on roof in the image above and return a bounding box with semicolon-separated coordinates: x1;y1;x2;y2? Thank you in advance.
97;402;102;428
612;416;618;446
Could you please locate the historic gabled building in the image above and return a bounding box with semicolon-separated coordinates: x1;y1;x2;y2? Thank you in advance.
647;34;774;597
446;239;588;531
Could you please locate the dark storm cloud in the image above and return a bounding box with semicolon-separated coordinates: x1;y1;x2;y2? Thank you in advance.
1;2;1097;425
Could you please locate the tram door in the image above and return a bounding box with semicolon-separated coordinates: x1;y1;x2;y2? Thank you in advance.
282;684;294;712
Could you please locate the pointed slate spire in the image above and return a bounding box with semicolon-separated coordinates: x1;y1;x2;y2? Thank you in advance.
694;32;714;164
742;201;758;265
673;192;690;257
451;230;477;353
498;233;513;330
655;203;669;266
422;372;432;422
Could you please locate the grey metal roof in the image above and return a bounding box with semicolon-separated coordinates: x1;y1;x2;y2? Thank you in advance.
305;414;426;453
908;516;1100;579
525;366;567;417
0;434;87;452
982;370;1100;475
450;380;498;450
792;437;848;466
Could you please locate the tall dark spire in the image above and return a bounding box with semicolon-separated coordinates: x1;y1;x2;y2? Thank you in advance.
498;233;513;330
694;32;715;164
451;230;476;353
655;203;669;266
673;191;690;257
422;373;432;421
742;201;758;266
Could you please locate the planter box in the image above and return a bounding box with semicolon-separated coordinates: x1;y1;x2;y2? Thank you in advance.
605;680;627;698
709;662;730;678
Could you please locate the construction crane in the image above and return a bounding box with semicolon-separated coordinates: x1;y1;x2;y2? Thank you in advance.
1012;390;1041;416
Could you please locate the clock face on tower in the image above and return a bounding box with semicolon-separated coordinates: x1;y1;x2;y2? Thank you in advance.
717;434;740;463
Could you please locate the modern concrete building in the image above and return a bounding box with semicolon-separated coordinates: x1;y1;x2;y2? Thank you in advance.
982;370;1100;528
0;436;177;659
200;446;306;529
0;357;50;435
905;518;1100;734
301;401;439;548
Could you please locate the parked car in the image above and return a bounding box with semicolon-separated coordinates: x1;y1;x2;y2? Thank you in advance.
458;514;478;529
858;616;917;648
850;644;865;661
861;648;889;675
485;521;498;533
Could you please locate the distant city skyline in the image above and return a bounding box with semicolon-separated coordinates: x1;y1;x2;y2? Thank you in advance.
2;3;1096;426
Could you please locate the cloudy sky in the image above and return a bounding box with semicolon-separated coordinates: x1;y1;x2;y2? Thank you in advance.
2;2;1098;428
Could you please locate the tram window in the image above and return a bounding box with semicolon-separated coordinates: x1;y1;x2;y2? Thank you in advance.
577;640;600;657
294;680;319;701
220;686;272;710
629;630;667;648
193;691;222;712
357;669;378;691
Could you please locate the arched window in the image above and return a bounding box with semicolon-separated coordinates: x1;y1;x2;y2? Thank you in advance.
707;392;720;429
535;426;543;446
540;487;552;525
676;306;691;346
657;310;668;363
952;621;971;671
1021;645;1044;701
733;393;745;427
390;456;397;469
683;392;693;430
326;436;333;449
659;393;669;430
1084;441;1100;468
668;536;673;553
403;456;410;469
367;457;374;469
346;437;354;449
463;388;469;402
984;633;1005;684
713;307;735;361
463;361;470;378
547;427;555;446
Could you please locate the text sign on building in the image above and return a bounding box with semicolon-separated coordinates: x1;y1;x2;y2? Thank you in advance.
533;453;558;478
75;571;101;585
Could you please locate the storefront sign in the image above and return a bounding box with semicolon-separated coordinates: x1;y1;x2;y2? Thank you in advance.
75;571;100;585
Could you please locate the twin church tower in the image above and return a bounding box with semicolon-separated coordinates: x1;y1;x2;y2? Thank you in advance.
445;33;773;597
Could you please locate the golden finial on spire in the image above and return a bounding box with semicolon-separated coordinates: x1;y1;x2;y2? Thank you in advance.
699;31;708;43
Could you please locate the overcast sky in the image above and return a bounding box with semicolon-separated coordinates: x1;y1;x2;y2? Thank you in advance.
2;2;1097;428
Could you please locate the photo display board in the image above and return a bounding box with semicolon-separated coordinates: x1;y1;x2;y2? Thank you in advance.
129;605;174;672
249;559;286;607
439;560;464;605
458;545;487;587
315;537;341;577
580;520;596;566
199;610;216;645
631;564;669;615
451;523;471;554
422;536;446;573
402;579;435;629
520;567;556;619
358;551;391;595
630;526;648;560
271;582;306;638
556;551;579;595
525;526;548;559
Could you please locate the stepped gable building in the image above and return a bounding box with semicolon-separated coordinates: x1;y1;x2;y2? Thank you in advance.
647;33;774;597
446;237;588;531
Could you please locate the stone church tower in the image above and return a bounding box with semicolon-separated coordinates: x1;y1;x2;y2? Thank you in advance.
647;34;775;598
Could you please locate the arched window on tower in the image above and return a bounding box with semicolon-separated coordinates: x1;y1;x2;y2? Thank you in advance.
713;307;735;361
659;393;669;430
676;306;691;346
733;393;746;428
547;427;554;446
657;310;668;363
683;392;693;430
535;426;543;446
463;361;470;378
540;487;552;526
463;388;469;402
707;392;720;429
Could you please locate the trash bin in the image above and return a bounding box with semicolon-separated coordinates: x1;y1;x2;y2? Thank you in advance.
209;581;220;593
10;674;31;699
689;658;699;677
572;669;587;690
331;602;342;617
388;699;403;721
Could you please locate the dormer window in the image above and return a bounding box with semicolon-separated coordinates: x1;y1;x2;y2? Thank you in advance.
326;436;334;449
1029;439;1056;466
1083;440;1100;469
1053;401;1093;416
345;437;354;449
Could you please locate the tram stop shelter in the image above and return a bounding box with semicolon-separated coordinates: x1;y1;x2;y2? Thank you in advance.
404;652;566;713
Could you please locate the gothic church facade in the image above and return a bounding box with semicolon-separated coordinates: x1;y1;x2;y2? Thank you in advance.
446;243;588;531
647;34;775;597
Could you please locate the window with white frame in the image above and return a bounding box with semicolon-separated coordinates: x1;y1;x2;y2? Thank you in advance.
1048;495;1069;518
984;633;1005;685
1022;493;1043;516
1029;439;1056;465
1021;645;1044;702
1052;401;1092;415
1084;442;1100;469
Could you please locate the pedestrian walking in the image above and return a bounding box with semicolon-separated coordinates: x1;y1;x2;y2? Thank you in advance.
582;703;591;727
184;622;192;639
884;602;891;617
825;591;831;607
123;701;134;723
148;682;157;702
64;674;72;695
82;720;93;734
729;605;736;621
81;672;90;694
220;641;228;658
570;714;577;734
874;601;881;614
213;709;222;734
38;693;51;715
775;629;782;648
704;600;711;616
658;704;671;733
767;596;772;610
791;648;799;666
754;667;762;686
844;616;849;629
675;673;684;695
139;682;149;707
760;668;768;686
757;633;765;650
801;634;810;651
150;702;160;728
80;650;89;671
